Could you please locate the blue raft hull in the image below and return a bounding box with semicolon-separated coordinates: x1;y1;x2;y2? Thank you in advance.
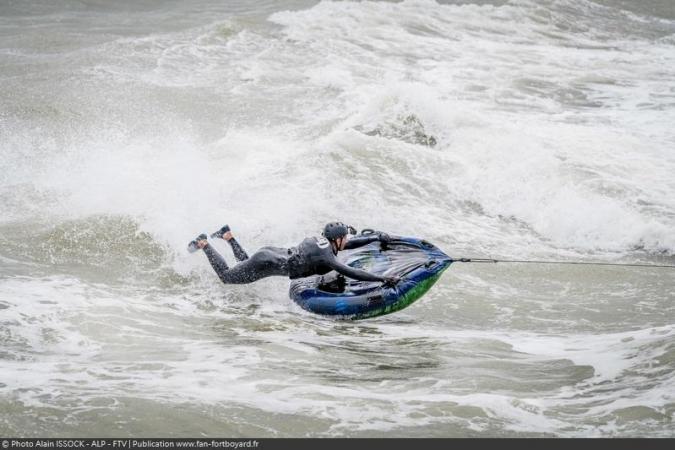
289;235;452;320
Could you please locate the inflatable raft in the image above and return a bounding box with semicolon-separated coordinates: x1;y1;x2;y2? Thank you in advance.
289;233;452;320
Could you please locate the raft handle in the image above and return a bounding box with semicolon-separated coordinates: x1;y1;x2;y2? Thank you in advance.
366;294;385;306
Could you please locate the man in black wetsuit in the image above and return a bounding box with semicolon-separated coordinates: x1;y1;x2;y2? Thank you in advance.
188;222;400;286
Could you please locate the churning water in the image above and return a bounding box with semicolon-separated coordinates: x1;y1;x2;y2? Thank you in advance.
1;0;674;437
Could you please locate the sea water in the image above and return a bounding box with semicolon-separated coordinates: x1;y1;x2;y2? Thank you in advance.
1;0;674;437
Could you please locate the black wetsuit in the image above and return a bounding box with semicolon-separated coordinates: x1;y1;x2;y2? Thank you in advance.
202;235;386;285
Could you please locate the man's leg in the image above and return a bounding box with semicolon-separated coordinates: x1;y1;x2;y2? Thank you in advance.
226;236;249;262
202;245;288;285
202;244;231;280
212;225;249;262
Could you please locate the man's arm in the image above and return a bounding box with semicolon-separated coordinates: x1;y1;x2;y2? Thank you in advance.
328;259;386;282
344;232;392;250
343;235;380;250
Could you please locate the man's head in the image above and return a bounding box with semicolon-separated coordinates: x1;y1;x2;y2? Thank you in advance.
322;222;356;253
